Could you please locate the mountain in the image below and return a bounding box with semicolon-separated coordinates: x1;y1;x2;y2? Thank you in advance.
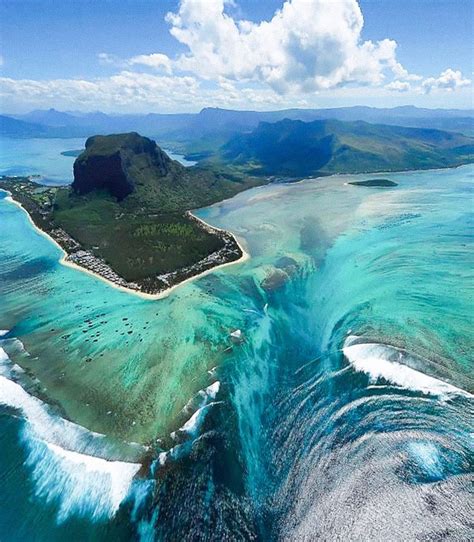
0;115;51;137
6;106;473;143
220;119;474;176
0;114;91;138
1;133;266;294
72;133;173;201
71;132;260;212
20;108;86;127
11;110;194;138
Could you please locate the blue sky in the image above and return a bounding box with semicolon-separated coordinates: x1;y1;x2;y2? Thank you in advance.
0;0;472;112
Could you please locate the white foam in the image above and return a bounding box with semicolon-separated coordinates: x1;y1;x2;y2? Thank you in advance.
0;347;9;363
0;330;9;337
181;381;220;414
181;403;215;435
157;441;191;466
343;338;472;399
48;443;140;513
0;374;102;450
0;373;142;521
180;381;220;435
25;437;140;522
205;381;220;399
160;381;221;466
7;337;29;355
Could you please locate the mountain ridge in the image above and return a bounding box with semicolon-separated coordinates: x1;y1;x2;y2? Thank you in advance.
3;105;473;141
219;118;474;176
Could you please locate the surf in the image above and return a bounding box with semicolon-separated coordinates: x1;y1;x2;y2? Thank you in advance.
0;343;143;523
343;336;473;399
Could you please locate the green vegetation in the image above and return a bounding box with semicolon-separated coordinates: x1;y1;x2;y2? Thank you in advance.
3;123;472;292
52;188;224;281
349;179;398;187
216;119;474;177
72;132;262;208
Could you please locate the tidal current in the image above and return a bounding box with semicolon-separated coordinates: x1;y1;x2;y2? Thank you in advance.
0;138;472;540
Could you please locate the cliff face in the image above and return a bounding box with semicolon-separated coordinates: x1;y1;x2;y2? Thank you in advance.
70;131;264;214
72;132;174;201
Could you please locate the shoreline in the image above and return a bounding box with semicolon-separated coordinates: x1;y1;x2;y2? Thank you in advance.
2;192;250;301
286;163;474;188
3;162;470;300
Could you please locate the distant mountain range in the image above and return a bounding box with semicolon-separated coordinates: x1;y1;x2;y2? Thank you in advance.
0;114;88;138
2;106;473;143
219;119;474;176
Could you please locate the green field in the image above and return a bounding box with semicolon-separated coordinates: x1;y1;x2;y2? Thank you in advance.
53;188;224;280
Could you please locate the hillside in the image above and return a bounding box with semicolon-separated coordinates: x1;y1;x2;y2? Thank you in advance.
71;132;257;211
219;119;474;176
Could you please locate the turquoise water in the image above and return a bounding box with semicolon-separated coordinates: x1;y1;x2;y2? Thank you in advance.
0;138;472;540
0;138;85;184
0;137;194;183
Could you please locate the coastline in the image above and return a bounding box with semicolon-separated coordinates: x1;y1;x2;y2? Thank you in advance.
4;162;470;300
3;192;250;301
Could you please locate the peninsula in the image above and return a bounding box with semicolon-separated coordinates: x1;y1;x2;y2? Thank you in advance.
2;121;472;297
0;133;262;295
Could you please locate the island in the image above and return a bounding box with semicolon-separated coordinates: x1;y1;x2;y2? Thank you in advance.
60;149;83;157
348;178;398;187
0;133;263;295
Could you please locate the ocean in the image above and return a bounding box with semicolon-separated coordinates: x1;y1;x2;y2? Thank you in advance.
0;137;472;540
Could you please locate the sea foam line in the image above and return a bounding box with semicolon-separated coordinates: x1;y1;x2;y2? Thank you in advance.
0;347;142;521
160;381;221;466
343;336;472;399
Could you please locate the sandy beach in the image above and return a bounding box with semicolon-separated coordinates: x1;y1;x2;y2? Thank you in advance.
3;193;250;301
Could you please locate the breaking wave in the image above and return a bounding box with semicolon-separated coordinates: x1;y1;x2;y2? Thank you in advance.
0;343;143;523
343;336;472;399
159;381;221;466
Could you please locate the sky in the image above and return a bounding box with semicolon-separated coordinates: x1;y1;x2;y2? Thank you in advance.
0;0;472;113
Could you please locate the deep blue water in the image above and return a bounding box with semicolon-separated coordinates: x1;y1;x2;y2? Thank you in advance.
0;138;473;540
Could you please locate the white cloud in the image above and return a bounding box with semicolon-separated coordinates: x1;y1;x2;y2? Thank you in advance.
390;62;422;82
1;1;472;112
385;80;411;92
165;0;400;93
422;68;471;93
0;72;201;112
128;53;172;74
1;68;472;113
97;52;120;66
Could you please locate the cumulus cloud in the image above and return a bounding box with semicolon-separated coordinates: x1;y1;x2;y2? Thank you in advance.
0;71;302;112
422;68;471;93
1;1;472;112
165;0;400;93
385;80;411;92
390;62;422;82
128;53;172;73
0;72;201;111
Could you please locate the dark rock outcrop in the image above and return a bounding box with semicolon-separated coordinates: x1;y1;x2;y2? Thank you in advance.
348;178;398;187
72;132;173;201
